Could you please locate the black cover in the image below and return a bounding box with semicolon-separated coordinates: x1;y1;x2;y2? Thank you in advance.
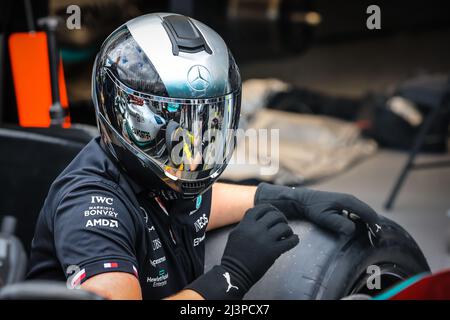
0;216;27;287
0;126;94;253
0;281;103;299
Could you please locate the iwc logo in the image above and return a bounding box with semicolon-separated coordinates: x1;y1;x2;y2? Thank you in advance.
187;65;211;91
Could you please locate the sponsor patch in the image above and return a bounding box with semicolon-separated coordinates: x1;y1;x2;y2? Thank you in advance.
196;195;202;209
152;238;162;250
84;207;118;219
147;269;169;287
193;233;206;247
189;195;203;215
149;256;166;267
85;219;119;228
194;214;209;232
91;196;114;205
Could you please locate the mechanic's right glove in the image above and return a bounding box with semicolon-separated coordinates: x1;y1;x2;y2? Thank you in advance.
186;204;299;300
254;182;382;239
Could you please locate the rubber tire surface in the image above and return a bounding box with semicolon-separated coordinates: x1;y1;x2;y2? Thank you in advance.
204;215;430;299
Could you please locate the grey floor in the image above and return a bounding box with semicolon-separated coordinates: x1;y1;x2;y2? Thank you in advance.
240;28;450;271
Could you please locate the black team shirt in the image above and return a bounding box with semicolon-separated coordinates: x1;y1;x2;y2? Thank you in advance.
27;137;212;299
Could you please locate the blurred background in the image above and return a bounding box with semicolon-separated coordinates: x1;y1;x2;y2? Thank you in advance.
0;0;449;271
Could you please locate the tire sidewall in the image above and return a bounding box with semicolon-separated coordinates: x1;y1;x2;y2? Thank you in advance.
316;218;430;299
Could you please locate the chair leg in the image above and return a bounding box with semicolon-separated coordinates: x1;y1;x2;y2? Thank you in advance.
384;104;443;210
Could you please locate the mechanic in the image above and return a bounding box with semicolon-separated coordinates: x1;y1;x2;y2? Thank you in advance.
27;13;381;300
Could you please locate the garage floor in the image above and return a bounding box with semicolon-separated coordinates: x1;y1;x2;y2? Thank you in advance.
240;28;450;271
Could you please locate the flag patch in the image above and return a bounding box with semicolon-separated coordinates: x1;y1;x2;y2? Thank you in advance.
104;262;119;269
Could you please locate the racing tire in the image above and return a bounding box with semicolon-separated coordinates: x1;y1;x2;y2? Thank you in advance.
204;215;430;299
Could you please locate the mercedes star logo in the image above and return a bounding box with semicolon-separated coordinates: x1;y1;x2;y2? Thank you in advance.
187;65;211;91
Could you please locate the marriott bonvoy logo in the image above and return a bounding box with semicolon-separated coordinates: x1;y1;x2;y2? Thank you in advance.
84;195;119;228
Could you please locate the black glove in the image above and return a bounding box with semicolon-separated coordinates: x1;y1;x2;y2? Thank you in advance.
254;182;382;238
186;204;299;299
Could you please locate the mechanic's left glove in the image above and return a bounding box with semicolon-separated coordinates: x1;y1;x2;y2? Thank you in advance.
254;182;382;238
186;204;298;300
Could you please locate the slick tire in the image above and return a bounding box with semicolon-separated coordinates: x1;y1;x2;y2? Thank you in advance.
204;215;430;299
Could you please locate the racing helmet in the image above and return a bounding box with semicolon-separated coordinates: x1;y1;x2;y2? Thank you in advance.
92;13;241;199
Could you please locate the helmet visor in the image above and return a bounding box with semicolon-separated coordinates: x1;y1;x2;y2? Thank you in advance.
97;68;240;183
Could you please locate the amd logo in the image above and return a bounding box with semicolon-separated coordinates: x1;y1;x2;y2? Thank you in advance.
85;219;119;228
91;196;113;205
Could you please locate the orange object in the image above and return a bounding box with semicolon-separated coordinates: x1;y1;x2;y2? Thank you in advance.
8;32;70;127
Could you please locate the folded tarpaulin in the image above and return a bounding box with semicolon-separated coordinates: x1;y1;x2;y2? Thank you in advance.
221;109;377;185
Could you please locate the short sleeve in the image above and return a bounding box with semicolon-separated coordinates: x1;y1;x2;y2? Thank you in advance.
54;185;139;287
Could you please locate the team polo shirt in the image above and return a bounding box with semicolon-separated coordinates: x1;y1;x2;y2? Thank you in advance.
27;137;212;299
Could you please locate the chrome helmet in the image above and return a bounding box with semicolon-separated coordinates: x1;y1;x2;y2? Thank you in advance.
92;13;241;199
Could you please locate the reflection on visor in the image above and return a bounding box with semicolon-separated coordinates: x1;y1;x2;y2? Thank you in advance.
101;68;240;182
167;103;179;112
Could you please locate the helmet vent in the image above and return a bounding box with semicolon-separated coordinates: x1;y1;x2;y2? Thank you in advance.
181;181;207;195
162;15;212;56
